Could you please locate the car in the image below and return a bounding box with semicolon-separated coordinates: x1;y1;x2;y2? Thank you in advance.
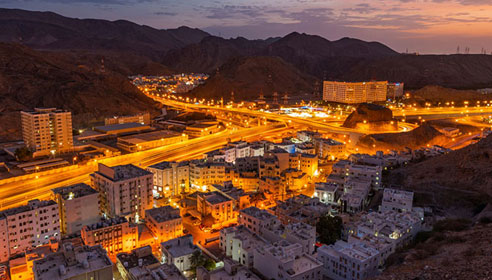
211;228;220;234
202;227;211;233
193;220;201;226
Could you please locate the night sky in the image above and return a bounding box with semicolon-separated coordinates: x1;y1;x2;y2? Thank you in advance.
2;0;492;54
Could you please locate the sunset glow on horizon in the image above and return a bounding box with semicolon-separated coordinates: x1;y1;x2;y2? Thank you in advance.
2;0;492;53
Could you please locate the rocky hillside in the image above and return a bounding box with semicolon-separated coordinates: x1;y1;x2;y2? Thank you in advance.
0;43;161;141
385;133;492;217
341;54;492;89
186;56;317;100
0;8;209;60
375;222;492;280
359;123;446;150
343;103;394;128
405;85;489;106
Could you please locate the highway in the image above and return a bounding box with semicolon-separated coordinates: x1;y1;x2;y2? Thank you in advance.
151;97;417;136
0;124;292;211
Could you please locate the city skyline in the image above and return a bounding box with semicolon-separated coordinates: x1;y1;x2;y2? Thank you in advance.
2;0;492;54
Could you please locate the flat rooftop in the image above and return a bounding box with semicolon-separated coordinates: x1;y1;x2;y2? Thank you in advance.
148;161;188;170
202;191;231;205
83;217;129;231
118;130;183;144
0;199;56;218
240;206;276;220
146;206;181;223
161;235;198;258
95;122;149;132
51;183;97;200
95;163;153;182
33;245;112;280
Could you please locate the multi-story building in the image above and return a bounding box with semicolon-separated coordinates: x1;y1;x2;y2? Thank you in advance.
347;210;423;252
145;206;182;244
288;153;318;177
387;83;404;99
105;112;151;126
197;191;234;225
296;131;321;143
314;182;339;205
189;160;228;190
20;108;73;157
90;163;153;222
254;240;322;280
314;138;346;160
197;258;261;280
230;141;251;160
323;81;388;104
32;243;113;280
161;235;199;273
380;188;414;213
220;225;269;267
116;245;185;280
238;207;280;235
0;200;60;262
81;216;138;258
51;183;100;236
147;161;190;197
117;130;188;153
317;241;380;280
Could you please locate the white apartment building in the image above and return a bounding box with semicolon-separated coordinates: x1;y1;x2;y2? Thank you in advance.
147;161;190;196
51;183;100;235
220;225;269;267
249;145;264;157
254;240;323;280
90;163;153;222
317;241;380;280
32;243;113;280
0;200;60;262
21;108;74;157
197;258;261;280
314;182;339;205
238;206;280;235
189;160;228;189
145;206;183;243
348;210;423;251
323;81;388;104
161;235;199;273
314;138;346;160
380;188;414;213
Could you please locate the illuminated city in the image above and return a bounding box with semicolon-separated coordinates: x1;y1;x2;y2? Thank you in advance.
1;2;492;280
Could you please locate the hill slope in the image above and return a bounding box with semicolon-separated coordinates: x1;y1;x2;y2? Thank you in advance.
0;43;160;141
385;134;492;217
0;8;209;60
187;56;317;100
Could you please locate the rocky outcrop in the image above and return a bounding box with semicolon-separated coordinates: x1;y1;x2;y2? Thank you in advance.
343;103;394;128
0;43;160;141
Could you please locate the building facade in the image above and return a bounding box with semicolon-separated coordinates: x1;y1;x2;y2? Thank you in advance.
21;108;73;157
323;81;387;104
81;217;138;258
0;200;60;262
145;206;183;244
51;183;100;236
90;163;153;222
147;161;190;197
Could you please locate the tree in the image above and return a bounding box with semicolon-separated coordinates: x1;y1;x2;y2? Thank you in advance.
14;147;32;161
190;250;216;273
316;215;343;245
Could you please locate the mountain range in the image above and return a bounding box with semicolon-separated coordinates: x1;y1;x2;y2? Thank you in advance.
3;8;492;140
